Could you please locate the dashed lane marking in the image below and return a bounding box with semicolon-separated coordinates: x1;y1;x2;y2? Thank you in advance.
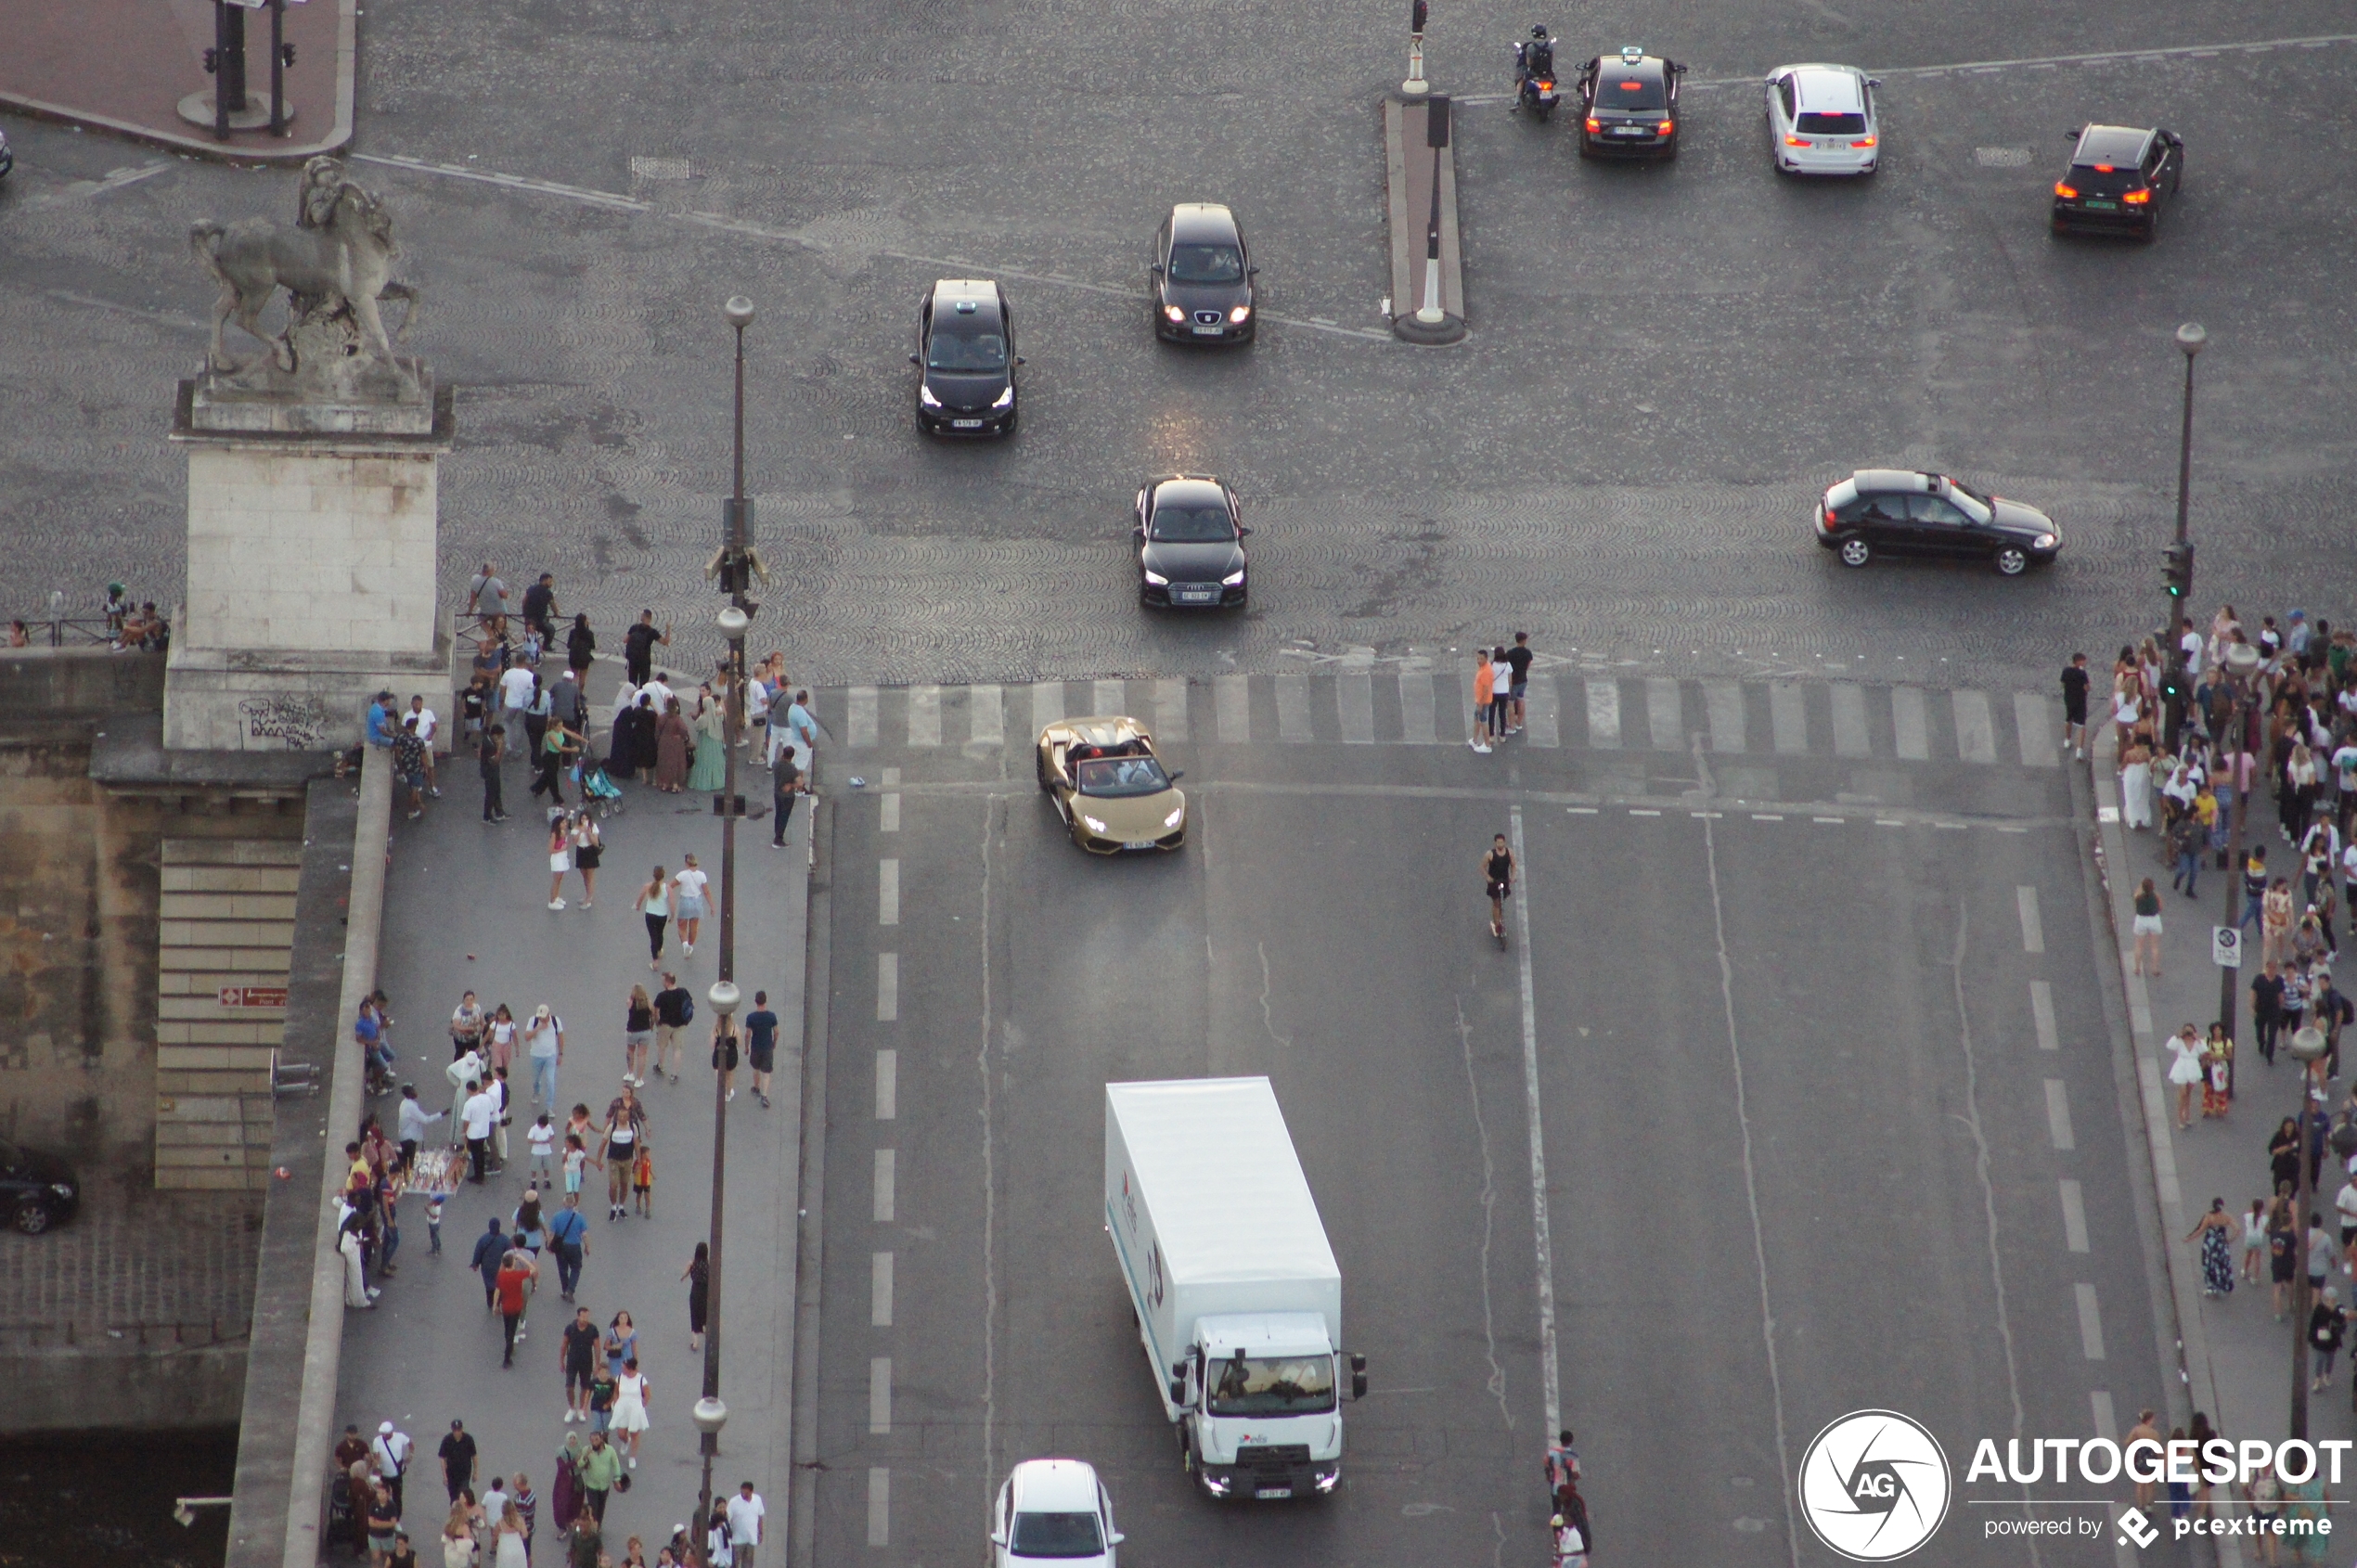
867;1467;890;1547
878;859;899;926
871;1252;895;1327
869;1356;893;1433
2059;1179;2090;1253
2016;886;2044;953
2044;1079;2075;1150
873;1149;895;1223
877;953;898;1022
2030;981;2058;1052
2074;1284;2106;1361
875;1049;897;1121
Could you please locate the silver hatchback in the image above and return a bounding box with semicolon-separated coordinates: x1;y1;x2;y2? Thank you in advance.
1765;63;1879;176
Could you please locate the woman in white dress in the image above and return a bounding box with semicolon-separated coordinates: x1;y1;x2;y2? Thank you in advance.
440;1503;478;1568
493;1501;529;1568
611;1355;652;1466
2119;732;2155;830
340;1213;374;1309
2164;1022;2207;1131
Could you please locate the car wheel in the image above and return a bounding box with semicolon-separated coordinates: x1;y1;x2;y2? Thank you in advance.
1035;753;1054;794
2142;210;2161;244
1837;537;1872;569
1993;546;2029;577
13;1200;52;1236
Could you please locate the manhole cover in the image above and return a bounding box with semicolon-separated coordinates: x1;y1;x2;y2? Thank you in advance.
1974;147;2031;167
630;157;693;180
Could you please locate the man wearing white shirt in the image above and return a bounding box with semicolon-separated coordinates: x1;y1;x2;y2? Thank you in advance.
461;1082;497;1185
725;1482;766;1568
447;1047;486;1142
498;663;536;734
408;695;443;795
638;673;676;715
371;1421;414;1517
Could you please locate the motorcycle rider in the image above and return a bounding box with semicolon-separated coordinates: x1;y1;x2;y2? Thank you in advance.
1513;24;1557;111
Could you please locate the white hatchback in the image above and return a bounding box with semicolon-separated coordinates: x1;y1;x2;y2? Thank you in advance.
993;1459;1124;1568
1765;63;1880;175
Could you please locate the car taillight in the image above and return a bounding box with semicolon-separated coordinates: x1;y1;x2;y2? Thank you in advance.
1657;120;1675;134
2122;188;2152;204
1821;506;1836;527
1850;135;1876;148
1585;117;1600;133
2054;183;2078;199
1784;135;1808;147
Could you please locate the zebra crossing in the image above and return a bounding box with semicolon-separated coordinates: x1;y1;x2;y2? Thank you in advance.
815;669;2062;768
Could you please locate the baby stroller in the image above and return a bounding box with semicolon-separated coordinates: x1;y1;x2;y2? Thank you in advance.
580;761;625;818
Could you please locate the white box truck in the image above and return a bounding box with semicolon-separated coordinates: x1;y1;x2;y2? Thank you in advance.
1104;1076;1368;1501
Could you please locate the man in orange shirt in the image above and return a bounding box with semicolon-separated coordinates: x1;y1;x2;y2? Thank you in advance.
1470;650;1496;753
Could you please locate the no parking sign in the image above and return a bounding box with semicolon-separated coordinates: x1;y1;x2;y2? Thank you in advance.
2213;925;2242;969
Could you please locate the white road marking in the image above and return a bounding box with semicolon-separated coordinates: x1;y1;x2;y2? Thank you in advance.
1813;816;1845;824
1705;680;1745;753
1506;807;1564;1440
2044;1079;2075;1150
875;1050;897;1120
2030;981;2057;1052
969;684;1003;747
1339;669;1374;744
1952;689;1996;765
877;953;898;1022
871;1252;895;1327
878;860;899;925
908;685;941;748
1830;683;1869;757
873;1149;895;1223
1566;806;1598;814
869;1356;893;1432
1525;673;1560;748
1629;808;1662;816
1400;670;1438;744
1031;679;1063;732
1093;678;1125;717
2091;1389;2118;1441
1770;682;1808;754
2016;886;2044;952
1276;673;1313;742
1216;675;1251;742
867;1467;891;1546
1753;814;1784;821
1584;677;1621;750
2075;1284;2106;1360
848;686;880;749
1892;686;1929;761
881;793;900;833
2059;1180;2090;1253
1153;679;1189;743
2015;693;2058;766
351;152;654;211
1646;677;1683;752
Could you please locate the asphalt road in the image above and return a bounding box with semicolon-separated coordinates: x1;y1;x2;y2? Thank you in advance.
0;3;2353;687
801;693;2165;1566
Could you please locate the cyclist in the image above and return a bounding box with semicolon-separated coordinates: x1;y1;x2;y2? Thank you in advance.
1484;834;1516;940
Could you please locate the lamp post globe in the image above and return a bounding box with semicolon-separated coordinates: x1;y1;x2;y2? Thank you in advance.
692;1394;729;1437
717;606;750;639
723;297;755;331
708;979;741;1020
2226;642;2260;681
2176;321;2207;358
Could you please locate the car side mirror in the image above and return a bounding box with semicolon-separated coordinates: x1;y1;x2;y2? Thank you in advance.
1168;1377;1187;1405
1238;525;1253;536
1109;1533;1127;1547
1865;77;1882;87
1149;263;1163;276
1167;771;1184;783
1351;1352;1370;1400
908;353;920;366
1014;356;1026;366
990;1531;1007;1547
1247;264;1260;276
2064;128;2081;140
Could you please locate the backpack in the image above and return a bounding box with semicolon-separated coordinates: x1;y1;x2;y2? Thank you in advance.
678;993;695;1025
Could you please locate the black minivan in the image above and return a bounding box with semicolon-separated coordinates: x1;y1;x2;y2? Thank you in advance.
913;279;1021;437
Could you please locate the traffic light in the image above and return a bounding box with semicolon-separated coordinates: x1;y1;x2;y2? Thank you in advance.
2162;541;2194;600
1411;0;1428;33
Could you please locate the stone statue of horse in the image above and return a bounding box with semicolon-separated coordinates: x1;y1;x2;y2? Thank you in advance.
190;159;420;380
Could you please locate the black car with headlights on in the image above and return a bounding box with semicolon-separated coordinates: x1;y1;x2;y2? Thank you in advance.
1815;469;2060;576
0;1137;80;1235
1577;45;1685;160
912;278;1020;437
1135;476;1250;608
2052;123;2182;240
1152;203;1256;344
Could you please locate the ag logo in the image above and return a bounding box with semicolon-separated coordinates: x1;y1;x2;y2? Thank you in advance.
1797;1409;1951;1561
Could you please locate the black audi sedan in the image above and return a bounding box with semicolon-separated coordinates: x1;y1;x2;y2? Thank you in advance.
1814;469;2061;576
1135;476;1250;608
1577;45;1686;160
912;279;1021;437
2052;123;2183;240
1151;203;1256;344
0;1137;81;1235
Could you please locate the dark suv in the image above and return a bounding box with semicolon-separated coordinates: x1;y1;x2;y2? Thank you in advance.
0;1137;81;1235
1577;46;1686;160
2052;124;2183;240
1152;204;1256;344
912;279;1021;437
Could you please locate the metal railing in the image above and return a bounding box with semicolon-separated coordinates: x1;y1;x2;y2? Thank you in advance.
7;616;132;649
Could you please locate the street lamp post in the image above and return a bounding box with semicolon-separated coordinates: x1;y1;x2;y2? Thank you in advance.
2289;1024;2329;1440
2163;322;2207;748
2216;641;2263;1035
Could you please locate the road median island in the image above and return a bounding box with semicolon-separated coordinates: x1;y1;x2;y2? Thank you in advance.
1383;96;1466;345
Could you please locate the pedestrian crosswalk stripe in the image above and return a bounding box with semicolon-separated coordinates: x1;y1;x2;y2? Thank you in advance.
821;671;2069;768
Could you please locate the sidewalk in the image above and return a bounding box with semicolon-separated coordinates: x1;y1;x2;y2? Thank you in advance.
329;750;812;1562
0;0;352;163
2093;725;2357;1543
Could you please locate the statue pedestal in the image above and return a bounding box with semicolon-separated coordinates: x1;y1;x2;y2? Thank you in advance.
163;372;456;752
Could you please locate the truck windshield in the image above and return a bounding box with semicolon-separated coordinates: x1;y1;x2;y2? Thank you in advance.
1207;1354;1335;1417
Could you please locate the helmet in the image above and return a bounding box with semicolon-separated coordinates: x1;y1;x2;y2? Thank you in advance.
1530;24;1549;39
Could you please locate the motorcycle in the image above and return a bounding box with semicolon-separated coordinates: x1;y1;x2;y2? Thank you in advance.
1518;71;1559;121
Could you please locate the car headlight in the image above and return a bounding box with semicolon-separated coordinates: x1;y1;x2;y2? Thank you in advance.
1163;805;1185;829
2034;533;2057;549
50;1184;75;1198
1081;815;1108;834
1143;570;1169;585
1164;304;1186;323
1221;570;1245;586
991;385;1013;409
1202;1475;1233;1497
1229;304;1252;324
919;385;941;408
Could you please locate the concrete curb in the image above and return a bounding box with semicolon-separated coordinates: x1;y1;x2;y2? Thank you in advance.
1381;96;1467;345
0;0;354;165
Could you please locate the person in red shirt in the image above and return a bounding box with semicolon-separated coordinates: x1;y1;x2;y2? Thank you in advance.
495;1242;535;1368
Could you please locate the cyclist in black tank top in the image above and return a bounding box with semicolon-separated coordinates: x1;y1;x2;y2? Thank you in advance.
1484;834;1516;939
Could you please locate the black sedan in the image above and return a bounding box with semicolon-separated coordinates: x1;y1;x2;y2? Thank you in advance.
1;1137;81;1234
2053;123;2183;240
912;278;1021;437
1814;469;2060;576
1134;476;1250;608
1577;46;1685;160
1151;203;1256;344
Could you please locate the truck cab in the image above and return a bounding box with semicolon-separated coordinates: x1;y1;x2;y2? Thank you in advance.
1169;1313;1356;1498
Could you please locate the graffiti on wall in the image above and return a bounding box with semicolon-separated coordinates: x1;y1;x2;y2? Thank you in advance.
238;695;341;750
